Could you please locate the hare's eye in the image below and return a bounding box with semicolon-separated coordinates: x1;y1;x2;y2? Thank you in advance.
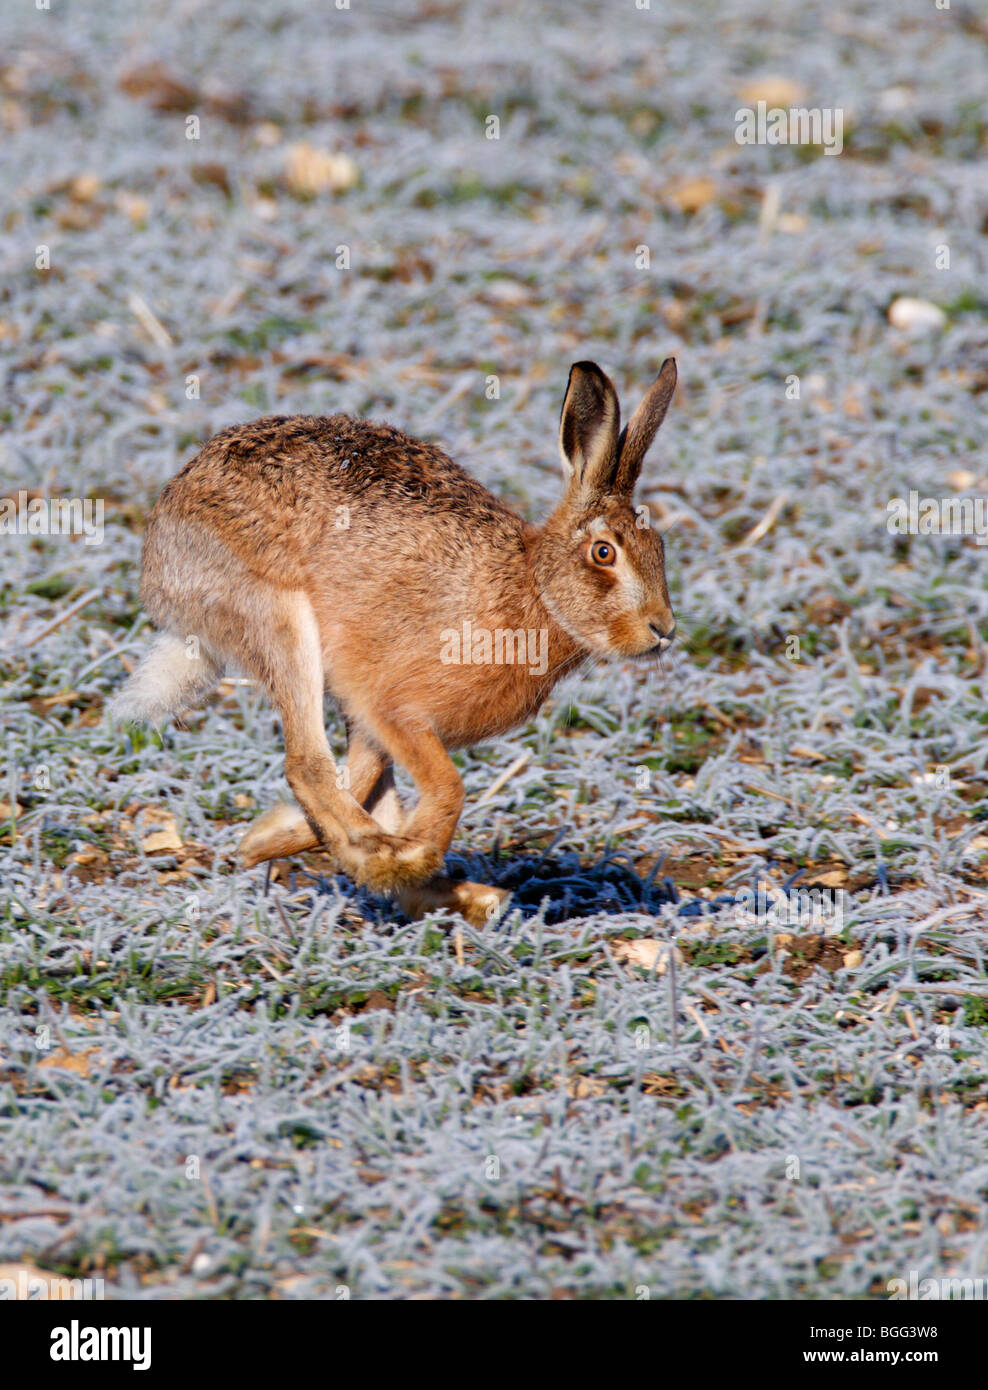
590;540;616;567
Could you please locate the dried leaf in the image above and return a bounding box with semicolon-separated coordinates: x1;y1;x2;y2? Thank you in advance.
948;469;976;490
141;814;183;854
813;869;848;887
737;76;808;108
67;848;104;867
777;212;808;233
38;1047;100;1077
68;173;102;202
118;61;197;113
115;191;149;224
284;142;359;196
612;939;683;974
665;176;717;214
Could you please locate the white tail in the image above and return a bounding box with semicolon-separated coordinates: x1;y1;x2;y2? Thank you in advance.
109;633;224;726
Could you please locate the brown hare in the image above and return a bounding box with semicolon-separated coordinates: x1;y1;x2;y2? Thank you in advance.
112;358;678;924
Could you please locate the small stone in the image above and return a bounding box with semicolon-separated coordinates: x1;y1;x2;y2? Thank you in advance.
888;297;946;334
948;469;976;490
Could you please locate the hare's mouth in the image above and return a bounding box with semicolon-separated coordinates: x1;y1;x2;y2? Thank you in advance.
641;622;675;656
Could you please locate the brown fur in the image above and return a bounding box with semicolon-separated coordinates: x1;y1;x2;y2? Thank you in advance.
115;359;679;911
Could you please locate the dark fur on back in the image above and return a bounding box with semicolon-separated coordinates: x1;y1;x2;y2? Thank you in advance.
149;414;522;590
165;414;516;518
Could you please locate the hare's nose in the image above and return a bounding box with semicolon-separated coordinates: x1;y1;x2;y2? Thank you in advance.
650;621;676;650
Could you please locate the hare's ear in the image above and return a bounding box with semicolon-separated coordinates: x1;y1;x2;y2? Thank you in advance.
612;358;677;495
558;361;620;501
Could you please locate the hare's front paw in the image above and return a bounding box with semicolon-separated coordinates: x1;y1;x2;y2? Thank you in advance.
398;878;510;928
341;832;442;893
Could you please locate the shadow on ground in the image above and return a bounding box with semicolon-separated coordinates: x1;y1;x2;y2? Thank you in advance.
291;844;746;925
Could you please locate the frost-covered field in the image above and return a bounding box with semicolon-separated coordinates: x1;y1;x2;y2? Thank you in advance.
1;0;987;1299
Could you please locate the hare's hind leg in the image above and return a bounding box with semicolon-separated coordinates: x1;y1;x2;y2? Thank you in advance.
238;594;440;891
238;801;313;868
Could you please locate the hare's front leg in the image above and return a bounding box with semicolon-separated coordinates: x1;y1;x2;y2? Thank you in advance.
239;733;402;866
362;721;464;854
280;718;440;893
362;720;510;926
242;718;465;867
240;718;507;925
236;593;440;891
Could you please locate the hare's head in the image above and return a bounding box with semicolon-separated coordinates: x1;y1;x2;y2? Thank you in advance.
533;359;678;660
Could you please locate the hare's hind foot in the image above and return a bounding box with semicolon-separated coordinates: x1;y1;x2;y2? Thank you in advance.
239;802;314;869
238;800;440;890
